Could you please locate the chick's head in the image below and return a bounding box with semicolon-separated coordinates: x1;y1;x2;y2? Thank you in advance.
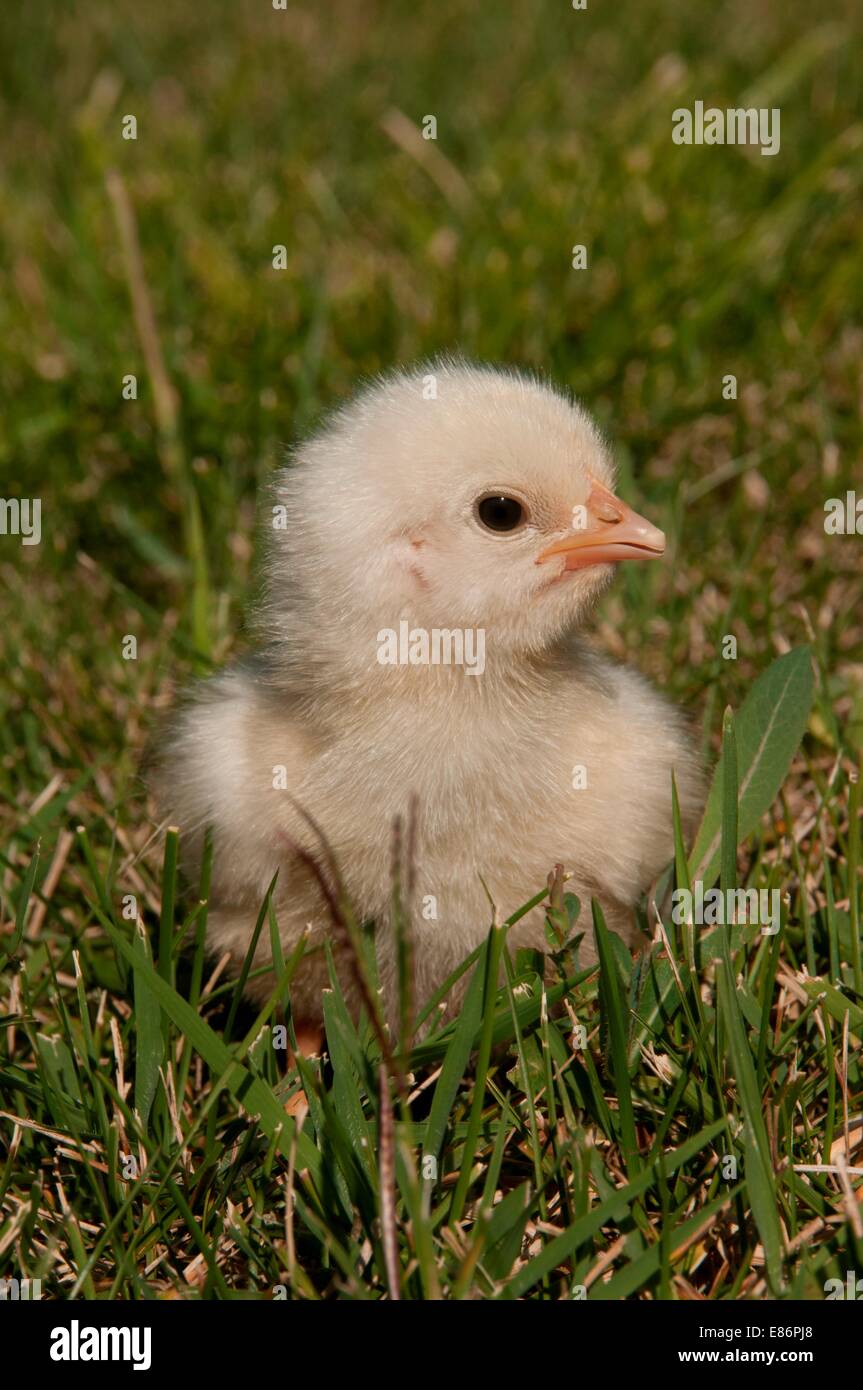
266;363;665;667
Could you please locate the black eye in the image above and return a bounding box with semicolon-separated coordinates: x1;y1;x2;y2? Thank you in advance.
476;494;525;533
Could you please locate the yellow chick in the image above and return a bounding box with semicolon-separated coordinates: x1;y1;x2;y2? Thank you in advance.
152;363;703;1032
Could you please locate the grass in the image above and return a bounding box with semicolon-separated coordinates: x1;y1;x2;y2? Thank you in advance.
1;0;862;1299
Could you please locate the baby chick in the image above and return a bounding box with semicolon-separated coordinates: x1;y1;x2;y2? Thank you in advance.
152;362;703;1030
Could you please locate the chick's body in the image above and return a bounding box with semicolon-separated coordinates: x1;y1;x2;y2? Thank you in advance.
153;364;703;1022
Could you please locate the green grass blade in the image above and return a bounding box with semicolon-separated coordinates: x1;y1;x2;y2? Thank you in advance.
716;964;784;1293
592;898;641;1176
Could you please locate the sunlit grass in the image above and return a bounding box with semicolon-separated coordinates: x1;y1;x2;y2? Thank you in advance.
0;0;861;1298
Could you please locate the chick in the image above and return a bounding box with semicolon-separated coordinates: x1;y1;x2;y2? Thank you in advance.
152;362;703;1029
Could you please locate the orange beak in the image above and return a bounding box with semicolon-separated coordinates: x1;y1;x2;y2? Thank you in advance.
535;478;666;571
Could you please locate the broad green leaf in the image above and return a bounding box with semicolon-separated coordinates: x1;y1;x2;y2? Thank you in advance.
689;648;814;889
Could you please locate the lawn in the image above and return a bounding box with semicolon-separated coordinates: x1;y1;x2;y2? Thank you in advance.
1;0;861;1300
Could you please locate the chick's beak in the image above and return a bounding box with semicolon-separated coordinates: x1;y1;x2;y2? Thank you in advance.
536;478;666;571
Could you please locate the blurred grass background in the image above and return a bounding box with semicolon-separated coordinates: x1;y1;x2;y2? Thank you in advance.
1;0;862;1300
2;1;861;733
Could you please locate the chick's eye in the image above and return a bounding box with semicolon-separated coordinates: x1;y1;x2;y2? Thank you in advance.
476;494;526;533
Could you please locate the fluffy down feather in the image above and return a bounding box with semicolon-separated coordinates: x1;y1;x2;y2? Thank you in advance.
151;362;704;1024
